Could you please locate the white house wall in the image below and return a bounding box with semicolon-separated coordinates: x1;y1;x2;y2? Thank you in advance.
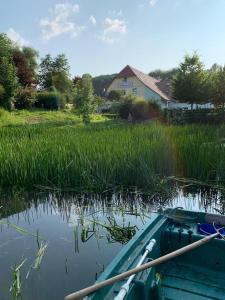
107;76;162;102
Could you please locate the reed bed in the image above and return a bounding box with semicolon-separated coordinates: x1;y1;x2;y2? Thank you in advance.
0;121;225;191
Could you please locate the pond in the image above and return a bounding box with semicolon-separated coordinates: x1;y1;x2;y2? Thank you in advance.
0;187;224;300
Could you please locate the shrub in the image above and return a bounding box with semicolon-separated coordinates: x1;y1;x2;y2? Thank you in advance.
36;91;63;110
15;87;36;109
0;84;5;99
118;94;136;119
131;100;149;121
118;94;150;121
108;90;123;101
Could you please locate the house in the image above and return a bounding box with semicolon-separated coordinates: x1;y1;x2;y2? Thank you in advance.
107;65;174;108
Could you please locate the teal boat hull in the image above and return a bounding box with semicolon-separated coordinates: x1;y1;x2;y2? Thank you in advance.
87;208;225;300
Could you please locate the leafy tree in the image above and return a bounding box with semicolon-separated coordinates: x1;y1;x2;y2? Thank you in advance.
0;33;13;57
52;71;72;94
210;66;225;108
0;57;18;109
38;54;54;89
38;54;72;102
173;53;209;107
22;47;39;79
12;49;34;86
74;74;95;124
0;34;17;109
15;87;36;109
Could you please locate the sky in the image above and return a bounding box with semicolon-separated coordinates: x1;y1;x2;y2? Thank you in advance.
0;0;225;77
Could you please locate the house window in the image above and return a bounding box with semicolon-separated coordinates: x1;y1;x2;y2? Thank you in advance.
123;78;127;82
132;88;137;95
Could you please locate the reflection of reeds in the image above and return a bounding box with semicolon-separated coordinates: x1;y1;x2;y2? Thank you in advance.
73;225;79;253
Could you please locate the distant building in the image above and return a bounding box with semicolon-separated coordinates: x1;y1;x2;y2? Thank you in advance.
106;65;214;110
107;65;174;108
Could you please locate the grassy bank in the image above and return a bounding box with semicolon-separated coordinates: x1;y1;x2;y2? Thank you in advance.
0;110;225;191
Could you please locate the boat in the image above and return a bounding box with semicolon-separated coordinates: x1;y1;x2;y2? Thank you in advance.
84;208;225;300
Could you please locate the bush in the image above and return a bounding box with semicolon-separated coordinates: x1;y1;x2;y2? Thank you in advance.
118;94;150;121
15;87;36;109
0;84;5;99
132;100;149;121
108;90;123;101
35;91;64;110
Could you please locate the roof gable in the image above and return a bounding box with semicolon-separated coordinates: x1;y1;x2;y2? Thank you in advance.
115;65;171;101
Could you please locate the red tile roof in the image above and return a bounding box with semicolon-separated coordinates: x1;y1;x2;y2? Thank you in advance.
116;65;172;101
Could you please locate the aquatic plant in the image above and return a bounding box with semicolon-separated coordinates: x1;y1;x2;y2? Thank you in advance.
0;122;225;191
10;259;27;299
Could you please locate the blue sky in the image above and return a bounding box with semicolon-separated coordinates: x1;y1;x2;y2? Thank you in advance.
1;0;225;77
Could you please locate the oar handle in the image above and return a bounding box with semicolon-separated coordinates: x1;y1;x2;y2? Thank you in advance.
65;232;219;300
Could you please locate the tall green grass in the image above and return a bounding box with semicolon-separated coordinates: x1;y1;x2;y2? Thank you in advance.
0;121;225;191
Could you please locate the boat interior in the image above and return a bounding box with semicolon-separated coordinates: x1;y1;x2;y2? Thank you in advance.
89;209;225;300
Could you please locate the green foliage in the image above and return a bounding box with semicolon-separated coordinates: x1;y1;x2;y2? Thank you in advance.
118;94;150;121
210;65;225;107
0;84;5;100
39;54;71;92
36;91;61;110
0;34;18;109
0;121;225;191
0;33;13;58
0;57;18;109
107;90;123;101
118;94;135;119
173;53;209;106
22;47;39;76
74;74;96;124
15;87;36;109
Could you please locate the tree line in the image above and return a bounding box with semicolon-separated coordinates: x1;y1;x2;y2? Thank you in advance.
1;31;225;123
150;53;225;108
0;33;98;123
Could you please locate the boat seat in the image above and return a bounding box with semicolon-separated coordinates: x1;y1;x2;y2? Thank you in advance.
159;262;225;300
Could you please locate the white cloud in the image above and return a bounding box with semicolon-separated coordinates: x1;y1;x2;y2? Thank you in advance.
39;3;84;40
100;17;127;44
103;18;127;35
149;0;158;6
89;15;97;26
7;28;29;47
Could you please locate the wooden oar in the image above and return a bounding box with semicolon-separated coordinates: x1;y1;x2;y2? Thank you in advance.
65;232;219;300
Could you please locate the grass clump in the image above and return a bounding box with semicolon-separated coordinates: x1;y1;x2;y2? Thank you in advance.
0;109;225;191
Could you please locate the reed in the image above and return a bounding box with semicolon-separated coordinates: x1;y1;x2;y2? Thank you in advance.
0;120;224;191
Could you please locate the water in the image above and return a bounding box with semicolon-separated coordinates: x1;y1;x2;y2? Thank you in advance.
0;188;224;300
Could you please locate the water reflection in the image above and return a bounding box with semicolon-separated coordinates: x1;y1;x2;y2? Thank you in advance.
0;187;224;300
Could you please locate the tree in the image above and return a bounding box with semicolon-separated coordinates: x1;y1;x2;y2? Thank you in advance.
0;34;17;109
12;49;34;86
22;47;39;80
210;66;225;108
38;54;72;100
38;54;54;89
74;74;95;124
173;53;209;107
0;57;18;109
